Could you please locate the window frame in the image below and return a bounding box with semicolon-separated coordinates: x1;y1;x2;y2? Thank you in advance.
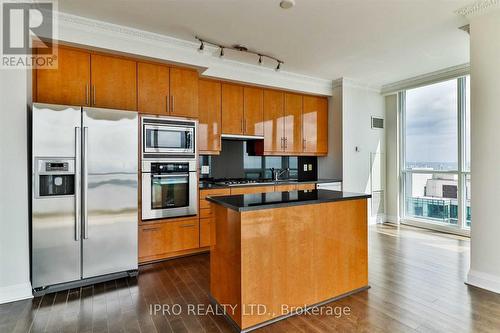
399;76;470;235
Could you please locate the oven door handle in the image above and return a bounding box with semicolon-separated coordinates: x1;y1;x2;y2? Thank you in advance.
152;173;190;178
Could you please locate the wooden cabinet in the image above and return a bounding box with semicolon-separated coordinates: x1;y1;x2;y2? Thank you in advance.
138;218;200;263
199;188;231;248
170;67;198;118
90;54;137;111
138;64;198;118
222;84;264;137
200;219;212;248
230;185;275;195
222;83;244;135
35;46;90;106
137;62;169;115
198;79;222;154
296;183;316;191
274;184;297;192
243;87;264;136
284;93;303;154
303;96;328;155
263;90;285;153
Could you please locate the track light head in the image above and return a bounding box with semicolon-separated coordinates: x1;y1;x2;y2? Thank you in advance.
198;41;204;52
219;47;224;57
258;55;263;65
275;61;281;71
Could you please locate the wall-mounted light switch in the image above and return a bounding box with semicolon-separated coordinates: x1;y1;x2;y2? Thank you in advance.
201;165;210;174
303;164;308;172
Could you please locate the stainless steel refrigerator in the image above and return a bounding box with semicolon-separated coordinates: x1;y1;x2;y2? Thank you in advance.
31;103;138;293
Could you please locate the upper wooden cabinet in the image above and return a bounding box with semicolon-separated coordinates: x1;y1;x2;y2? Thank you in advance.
35;46;90;106
284;93;303;154
91;54;137;111
222;83;244;135
198;79;222;154
137;62;169;115
243;87;264;136
263;90;284;153
303;96;328;155
170;67;198;118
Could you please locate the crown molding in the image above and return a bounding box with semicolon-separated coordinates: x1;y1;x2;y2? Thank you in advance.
56;12;333;96
380;63;470;95
455;0;500;18
332;77;381;93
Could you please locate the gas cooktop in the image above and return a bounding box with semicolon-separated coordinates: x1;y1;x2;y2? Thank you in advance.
211;178;274;186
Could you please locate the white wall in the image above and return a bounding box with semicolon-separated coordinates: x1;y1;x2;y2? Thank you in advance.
0;69;33;304
466;9;500;294
385;94;399;223
342;82;385;191
319;79;386;223
318;85;343;180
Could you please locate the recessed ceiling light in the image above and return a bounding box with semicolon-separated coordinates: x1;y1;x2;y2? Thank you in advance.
280;0;295;9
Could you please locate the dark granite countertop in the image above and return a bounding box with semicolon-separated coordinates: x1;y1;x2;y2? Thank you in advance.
199;178;342;190
206;189;371;212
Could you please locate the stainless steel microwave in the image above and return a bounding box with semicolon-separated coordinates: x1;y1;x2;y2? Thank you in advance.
141;116;197;159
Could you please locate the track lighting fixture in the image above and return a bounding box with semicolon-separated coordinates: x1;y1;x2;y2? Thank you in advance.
195;36;284;71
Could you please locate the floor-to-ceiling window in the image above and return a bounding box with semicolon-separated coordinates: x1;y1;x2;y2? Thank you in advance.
400;76;471;233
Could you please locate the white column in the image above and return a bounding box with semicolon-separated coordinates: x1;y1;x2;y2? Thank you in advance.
0;69;33;304
467;8;500;293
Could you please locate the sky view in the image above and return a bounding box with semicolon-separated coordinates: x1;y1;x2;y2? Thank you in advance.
405;79;459;169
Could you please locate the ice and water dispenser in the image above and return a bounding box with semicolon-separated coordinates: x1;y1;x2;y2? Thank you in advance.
35;158;76;198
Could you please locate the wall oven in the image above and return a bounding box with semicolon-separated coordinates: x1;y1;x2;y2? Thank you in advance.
142;116;196;159
142;160;198;220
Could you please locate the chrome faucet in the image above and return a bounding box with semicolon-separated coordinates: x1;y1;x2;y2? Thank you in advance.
272;168;290;181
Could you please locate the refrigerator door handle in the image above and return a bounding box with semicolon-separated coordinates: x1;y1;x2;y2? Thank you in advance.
82;126;89;239
75;127;81;241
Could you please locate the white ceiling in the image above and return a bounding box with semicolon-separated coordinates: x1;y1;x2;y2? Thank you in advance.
58;0;471;87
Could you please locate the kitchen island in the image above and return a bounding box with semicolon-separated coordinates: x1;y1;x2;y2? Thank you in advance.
206;189;371;331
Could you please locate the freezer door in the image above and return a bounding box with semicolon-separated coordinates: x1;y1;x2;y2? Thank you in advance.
82;107;138;278
32;103;82;288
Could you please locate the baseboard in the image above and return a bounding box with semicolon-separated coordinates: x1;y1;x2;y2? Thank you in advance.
0;282;33;304
466;270;500;294
385;215;399;224
369;214;386;225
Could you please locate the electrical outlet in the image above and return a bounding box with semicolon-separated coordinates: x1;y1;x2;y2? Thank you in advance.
308;164;313;171
201;165;210;175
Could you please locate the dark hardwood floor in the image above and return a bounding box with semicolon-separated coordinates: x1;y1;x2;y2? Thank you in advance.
2;224;500;333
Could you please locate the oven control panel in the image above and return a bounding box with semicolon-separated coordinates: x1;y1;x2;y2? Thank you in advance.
151;163;189;174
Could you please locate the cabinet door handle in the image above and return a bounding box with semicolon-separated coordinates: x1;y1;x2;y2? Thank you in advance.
171;96;175;113
241;119;244;133
166;95;169;113
280;137;284;149
244;119;246;133
303;139;306;150
85;84;89;106
92;85;96;106
284;137;287;149
180;224;195;228
143;227;160;232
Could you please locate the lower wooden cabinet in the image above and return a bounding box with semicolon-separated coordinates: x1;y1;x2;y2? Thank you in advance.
200;218;212;248
274;184;297;192
296;183;317;191
139;218;200;263
230;185;276;195
199;188;231;248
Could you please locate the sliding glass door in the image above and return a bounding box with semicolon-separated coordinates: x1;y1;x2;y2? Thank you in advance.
400;76;471;233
